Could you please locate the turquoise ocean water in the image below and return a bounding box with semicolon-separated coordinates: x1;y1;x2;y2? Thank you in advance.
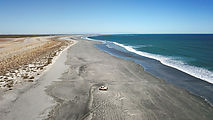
89;34;213;84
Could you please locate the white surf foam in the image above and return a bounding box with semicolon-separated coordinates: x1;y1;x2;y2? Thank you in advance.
113;42;213;84
84;37;105;43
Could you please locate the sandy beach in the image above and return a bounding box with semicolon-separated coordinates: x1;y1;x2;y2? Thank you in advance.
0;35;212;120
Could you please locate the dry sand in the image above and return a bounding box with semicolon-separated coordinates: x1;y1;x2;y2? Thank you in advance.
0;36;75;120
0;35;212;120
0;36;72;90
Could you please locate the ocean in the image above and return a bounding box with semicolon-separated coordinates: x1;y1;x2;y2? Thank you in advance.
87;34;213;105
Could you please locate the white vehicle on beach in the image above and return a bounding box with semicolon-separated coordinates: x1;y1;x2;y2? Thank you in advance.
99;86;108;91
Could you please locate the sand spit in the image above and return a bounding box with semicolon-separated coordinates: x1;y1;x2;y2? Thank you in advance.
0;36;72;91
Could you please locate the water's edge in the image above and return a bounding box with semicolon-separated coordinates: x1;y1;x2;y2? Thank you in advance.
88;35;213;84
95;42;213;107
83;36;213;107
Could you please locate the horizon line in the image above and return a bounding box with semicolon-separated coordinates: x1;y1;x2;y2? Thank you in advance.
1;32;213;35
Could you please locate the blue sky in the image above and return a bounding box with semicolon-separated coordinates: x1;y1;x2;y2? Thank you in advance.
0;0;213;34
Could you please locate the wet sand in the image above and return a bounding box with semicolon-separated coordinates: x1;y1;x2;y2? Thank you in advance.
0;35;212;120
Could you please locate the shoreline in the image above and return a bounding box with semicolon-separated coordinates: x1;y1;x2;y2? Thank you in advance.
87;35;213;84
86;35;213;106
113;42;213;84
